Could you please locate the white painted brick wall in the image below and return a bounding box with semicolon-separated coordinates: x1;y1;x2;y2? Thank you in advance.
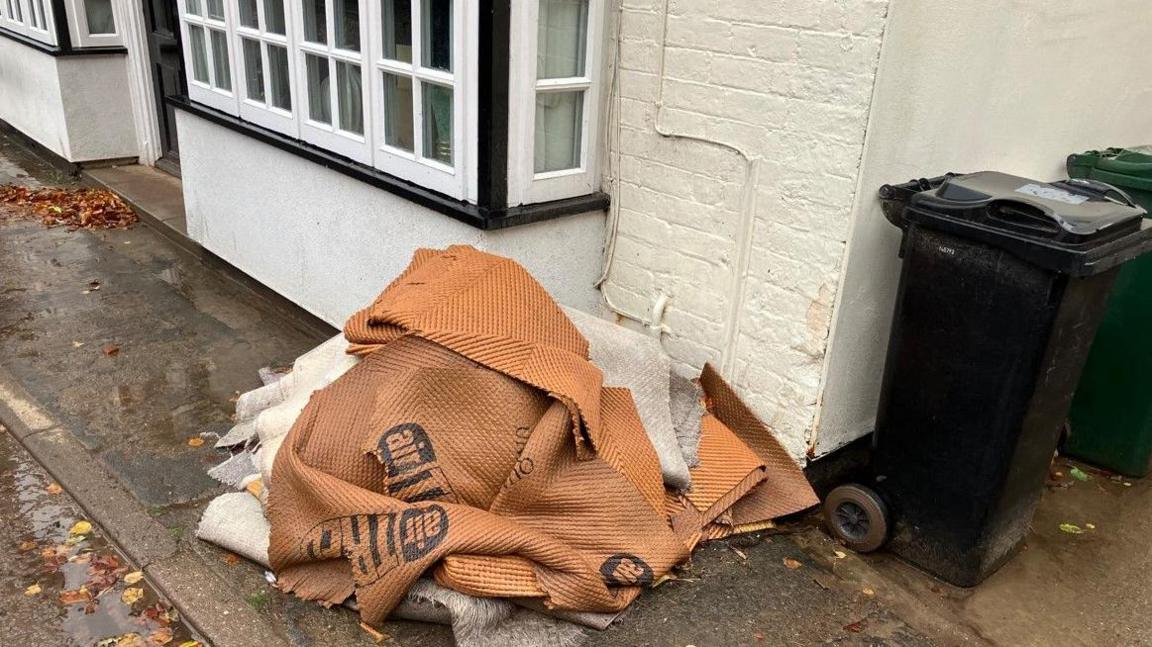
601;0;889;459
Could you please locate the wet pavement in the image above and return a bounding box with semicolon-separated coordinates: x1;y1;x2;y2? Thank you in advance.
0;428;200;646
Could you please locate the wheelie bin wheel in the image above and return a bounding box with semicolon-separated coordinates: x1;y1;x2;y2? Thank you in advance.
824;484;889;553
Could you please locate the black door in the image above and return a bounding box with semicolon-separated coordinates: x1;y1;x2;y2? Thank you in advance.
142;0;185;175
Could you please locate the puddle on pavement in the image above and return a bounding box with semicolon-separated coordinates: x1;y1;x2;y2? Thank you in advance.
0;429;203;647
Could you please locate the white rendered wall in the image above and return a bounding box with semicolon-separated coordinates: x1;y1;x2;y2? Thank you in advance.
176;111;606;326
0;40;137;162
0;38;70;158
56;54;139;162
603;0;889;458
816;0;1152;455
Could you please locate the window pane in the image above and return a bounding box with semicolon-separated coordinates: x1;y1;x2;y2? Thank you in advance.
382;72;413;151
268;45;292;110
305;54;331;123
264;0;286;33
334;0;358;50
205;0;223;19
210;29;231;90
238;0;258;27
422;82;452;164
537;0;587;79
336;61;363;134
420;0;450;71
186;0;201;16
33;0;47;29
381;0;411;63
303;0;326;43
242;38;264;102
189;26;210;83
84;0;116;34
534;90;583;173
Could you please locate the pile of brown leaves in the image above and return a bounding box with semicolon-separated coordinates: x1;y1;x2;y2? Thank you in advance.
0;184;137;230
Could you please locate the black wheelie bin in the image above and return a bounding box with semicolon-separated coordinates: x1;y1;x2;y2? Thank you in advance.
823;171;1152;587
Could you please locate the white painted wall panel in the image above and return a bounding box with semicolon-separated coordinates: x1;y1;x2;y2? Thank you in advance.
817;0;1152;455
176;111;605;326
57;54;139;161
0;38;70;158
0;41;138;162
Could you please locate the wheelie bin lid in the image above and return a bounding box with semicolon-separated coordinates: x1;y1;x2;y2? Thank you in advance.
1067;147;1152;192
878;171;1152;276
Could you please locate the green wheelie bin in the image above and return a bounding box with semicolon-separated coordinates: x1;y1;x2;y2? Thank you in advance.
1066;147;1152;476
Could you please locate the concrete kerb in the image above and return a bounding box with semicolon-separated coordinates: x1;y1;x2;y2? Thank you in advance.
0;365;290;647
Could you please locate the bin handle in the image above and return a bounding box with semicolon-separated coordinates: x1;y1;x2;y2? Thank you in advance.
986;200;1061;237
1064;178;1138;209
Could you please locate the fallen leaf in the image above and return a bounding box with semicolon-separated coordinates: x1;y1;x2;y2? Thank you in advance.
862;587;876;597
69;520;93;537
59;587;93;605
87;553;128;595
96;634;146;647
46;482;63;495
72;341;85;348
124;571;144;585
1069;467;1090;482
1059;523;1084;535
844;619;867;633
359;622;389;644
186;437;205;448
729;546;747;560
141;602;178;626
783;558;802;570
1085;523;1096;530
833;550;847;559
24;583;42;596
102;344;120;357
148;627;174;646
223;552;241;566
121;587;144;605
652;573;678;588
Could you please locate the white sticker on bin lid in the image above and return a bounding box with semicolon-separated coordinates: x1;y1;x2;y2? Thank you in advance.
1015;183;1089;205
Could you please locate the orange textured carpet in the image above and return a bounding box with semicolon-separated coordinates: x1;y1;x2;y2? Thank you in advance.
268;246;818;627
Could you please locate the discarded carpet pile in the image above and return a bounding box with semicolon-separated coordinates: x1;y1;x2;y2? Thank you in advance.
197;245;818;645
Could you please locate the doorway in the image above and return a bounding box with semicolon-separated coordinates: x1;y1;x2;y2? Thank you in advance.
142;0;185;176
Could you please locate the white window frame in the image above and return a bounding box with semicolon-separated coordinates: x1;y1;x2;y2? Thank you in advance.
64;0;124;47
0;0;57;45
293;0;372;164
506;0;604;206
366;0;471;199
234;0;299;135
179;0;241;114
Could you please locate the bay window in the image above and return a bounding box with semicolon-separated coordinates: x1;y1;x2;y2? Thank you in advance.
69;0;121;47
0;0;57;45
0;0;126;50
173;0;607;219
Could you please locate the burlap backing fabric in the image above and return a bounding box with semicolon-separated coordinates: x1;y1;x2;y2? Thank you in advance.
268;246;818;627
